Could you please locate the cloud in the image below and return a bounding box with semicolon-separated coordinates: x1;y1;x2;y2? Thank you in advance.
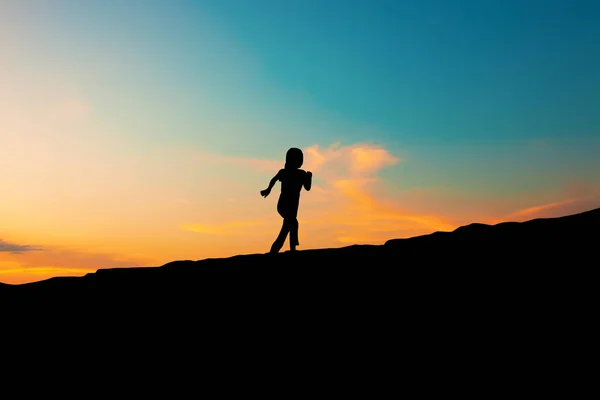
302;143;400;177
485;180;600;224
507;199;578;220
298;143;454;242
0;239;42;253
181;141;600;250
181;142;454;246
350;147;400;173
488;198;599;224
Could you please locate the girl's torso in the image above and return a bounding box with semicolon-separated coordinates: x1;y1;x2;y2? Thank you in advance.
279;168;307;196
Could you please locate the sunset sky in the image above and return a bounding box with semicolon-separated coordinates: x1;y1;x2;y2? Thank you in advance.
2;0;599;284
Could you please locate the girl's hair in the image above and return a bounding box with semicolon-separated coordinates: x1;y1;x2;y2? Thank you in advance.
285;147;303;169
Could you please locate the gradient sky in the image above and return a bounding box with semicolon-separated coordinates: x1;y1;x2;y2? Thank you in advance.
2;0;599;284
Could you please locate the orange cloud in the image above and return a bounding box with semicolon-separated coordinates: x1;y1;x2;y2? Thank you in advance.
299;144;455;242
184;143;600;249
302;143;400;176
508;199;578;220
181;143;455;247
308;177;456;242
350;147;399;173
483;181;600;225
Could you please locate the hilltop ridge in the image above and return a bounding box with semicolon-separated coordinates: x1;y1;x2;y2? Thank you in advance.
2;206;598;302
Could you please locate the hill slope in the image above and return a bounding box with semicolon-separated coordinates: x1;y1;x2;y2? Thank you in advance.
2;206;598;301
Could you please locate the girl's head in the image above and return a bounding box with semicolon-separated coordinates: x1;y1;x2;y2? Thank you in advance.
285;147;303;169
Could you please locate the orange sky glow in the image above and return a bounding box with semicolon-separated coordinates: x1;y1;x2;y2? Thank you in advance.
2;141;598;284
2;1;599;284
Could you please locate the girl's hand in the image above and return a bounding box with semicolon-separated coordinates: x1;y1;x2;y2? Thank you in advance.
260;189;270;198
307;171;312;178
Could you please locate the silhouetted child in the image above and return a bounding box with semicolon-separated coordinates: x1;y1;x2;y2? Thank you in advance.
261;147;312;253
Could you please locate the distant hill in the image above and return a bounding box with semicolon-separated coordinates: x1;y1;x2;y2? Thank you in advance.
2;206;598;304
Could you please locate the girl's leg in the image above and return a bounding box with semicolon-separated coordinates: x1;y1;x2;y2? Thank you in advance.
270;218;291;253
289;218;299;251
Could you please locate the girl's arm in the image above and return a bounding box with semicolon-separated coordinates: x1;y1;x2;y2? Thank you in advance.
261;170;282;197
304;171;312;191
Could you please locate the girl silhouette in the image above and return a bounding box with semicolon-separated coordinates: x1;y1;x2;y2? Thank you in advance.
261;147;312;253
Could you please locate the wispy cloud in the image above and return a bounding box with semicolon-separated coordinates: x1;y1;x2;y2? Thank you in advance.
484;180;600;225
507;199;578;220
0;239;42;253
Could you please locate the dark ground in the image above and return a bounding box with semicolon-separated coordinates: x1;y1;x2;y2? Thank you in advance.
2;207;597;305
3;207;597;375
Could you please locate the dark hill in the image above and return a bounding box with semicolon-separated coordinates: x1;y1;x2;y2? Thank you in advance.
2;206;598;306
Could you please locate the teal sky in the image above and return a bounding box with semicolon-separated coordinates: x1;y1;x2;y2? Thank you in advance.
2;0;600;209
